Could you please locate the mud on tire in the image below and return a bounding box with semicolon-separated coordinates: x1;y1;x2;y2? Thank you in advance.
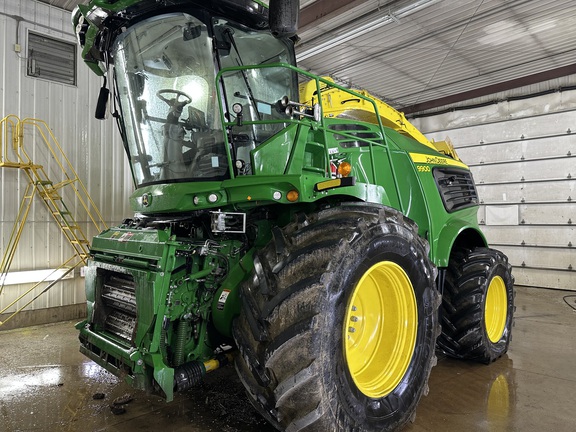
232;203;441;432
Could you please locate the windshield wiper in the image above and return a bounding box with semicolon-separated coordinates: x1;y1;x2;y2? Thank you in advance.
222;27;261;121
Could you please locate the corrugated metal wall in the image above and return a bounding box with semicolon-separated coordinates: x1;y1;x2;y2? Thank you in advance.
413;88;576;291
2;1;573;322
1;0;133;316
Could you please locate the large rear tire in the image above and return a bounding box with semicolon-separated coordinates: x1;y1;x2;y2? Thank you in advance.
233;203;440;431
437;247;514;364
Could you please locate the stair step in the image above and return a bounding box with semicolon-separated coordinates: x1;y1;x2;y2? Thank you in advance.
71;239;90;245
52;179;76;189
40;193;62;200
62;225;80;230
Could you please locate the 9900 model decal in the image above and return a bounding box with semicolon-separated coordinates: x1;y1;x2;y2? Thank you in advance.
410;152;468;169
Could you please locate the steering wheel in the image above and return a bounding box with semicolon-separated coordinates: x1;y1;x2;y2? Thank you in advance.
156;89;192;106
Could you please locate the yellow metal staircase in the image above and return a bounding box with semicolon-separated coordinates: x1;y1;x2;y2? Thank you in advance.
0;115;108;326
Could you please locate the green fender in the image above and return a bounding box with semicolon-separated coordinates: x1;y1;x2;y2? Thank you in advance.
433;219;487;268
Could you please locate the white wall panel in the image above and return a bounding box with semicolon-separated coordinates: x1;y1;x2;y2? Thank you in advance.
481;225;576;247
1;0;133;315
477;181;575;203
413;89;576;291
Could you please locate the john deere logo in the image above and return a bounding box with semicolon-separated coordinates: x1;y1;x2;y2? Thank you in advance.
141;193;151;207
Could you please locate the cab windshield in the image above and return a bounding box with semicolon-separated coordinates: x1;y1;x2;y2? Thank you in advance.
113;12;297;186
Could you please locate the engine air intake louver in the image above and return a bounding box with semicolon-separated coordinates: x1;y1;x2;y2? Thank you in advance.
329;123;382;148
433;168;478;212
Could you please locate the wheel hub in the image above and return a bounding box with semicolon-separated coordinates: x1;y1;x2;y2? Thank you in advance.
485;275;507;343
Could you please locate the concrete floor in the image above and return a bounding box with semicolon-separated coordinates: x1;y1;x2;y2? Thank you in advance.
1;286;575;432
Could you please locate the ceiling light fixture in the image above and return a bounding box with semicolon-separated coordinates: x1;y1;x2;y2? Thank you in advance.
296;0;441;62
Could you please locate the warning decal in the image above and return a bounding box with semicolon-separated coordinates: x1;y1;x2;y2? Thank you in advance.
217;289;231;310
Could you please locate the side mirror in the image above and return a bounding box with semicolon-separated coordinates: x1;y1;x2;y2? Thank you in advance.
269;0;299;38
95;86;109;120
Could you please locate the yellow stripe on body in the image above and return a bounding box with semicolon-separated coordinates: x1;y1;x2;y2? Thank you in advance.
409;152;469;169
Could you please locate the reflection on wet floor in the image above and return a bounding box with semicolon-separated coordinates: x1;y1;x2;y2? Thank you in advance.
0;287;575;432
406;287;576;432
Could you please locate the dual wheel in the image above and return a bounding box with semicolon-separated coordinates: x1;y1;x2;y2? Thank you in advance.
438;247;515;364
233;203;514;431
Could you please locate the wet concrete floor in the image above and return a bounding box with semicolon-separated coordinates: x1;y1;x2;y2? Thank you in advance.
1;286;575;432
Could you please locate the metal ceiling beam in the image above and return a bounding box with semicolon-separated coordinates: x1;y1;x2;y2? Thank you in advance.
299;0;370;32
402;63;576;115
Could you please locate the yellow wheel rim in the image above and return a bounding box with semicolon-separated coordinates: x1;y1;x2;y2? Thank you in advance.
344;261;417;399
485;276;507;343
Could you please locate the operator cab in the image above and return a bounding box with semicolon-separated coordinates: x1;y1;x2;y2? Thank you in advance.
112;11;298;187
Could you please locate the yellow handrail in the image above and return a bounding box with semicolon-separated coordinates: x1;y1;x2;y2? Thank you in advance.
0;115;24;167
0;115;109;325
18;117;108;232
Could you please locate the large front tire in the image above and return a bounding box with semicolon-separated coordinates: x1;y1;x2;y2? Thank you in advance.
437;247;514;364
233;204;440;431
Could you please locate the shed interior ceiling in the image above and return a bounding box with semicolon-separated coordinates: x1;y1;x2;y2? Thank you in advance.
36;0;576;113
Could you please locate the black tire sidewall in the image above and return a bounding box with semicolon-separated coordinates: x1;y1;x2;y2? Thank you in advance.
322;224;437;430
